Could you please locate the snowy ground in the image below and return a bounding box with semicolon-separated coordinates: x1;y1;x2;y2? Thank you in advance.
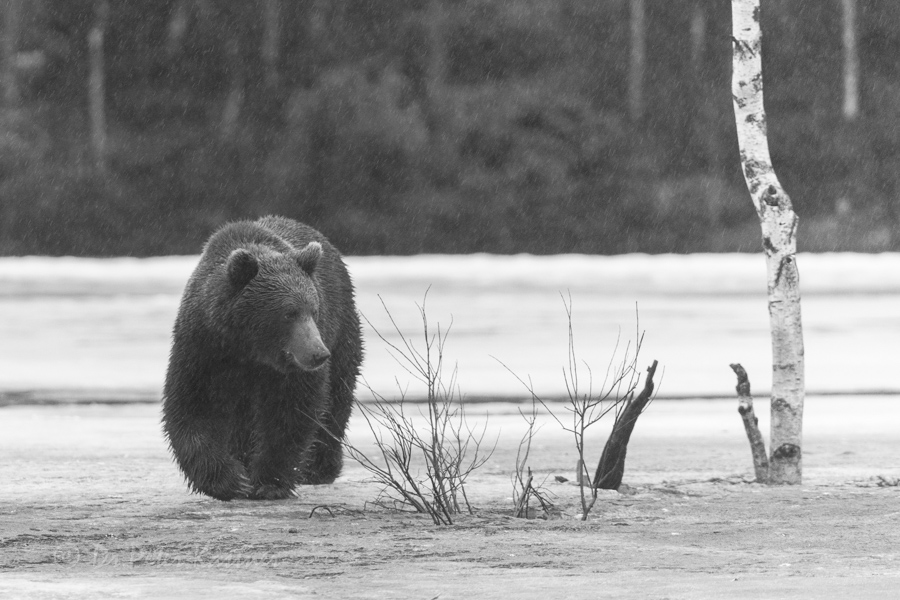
1;252;900;400
1;397;899;599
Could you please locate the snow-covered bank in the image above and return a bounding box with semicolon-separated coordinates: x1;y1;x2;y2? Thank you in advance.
5;252;900;295
1;253;898;398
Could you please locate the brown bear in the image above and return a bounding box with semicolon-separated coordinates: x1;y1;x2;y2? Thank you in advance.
161;216;363;500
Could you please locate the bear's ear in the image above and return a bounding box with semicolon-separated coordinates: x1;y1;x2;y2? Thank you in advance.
226;249;258;287
294;241;322;275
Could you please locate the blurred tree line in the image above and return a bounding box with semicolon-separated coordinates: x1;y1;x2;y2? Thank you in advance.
0;0;898;256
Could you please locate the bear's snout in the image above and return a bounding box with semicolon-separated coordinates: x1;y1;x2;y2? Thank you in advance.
281;347;330;371
308;347;331;369
283;316;331;371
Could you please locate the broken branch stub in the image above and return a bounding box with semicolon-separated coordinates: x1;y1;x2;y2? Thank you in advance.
593;360;658;490
730;363;769;483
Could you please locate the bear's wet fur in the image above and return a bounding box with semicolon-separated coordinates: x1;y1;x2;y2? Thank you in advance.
161;216;363;500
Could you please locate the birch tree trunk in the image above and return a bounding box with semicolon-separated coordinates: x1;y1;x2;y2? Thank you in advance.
731;0;805;484
841;0;860;121
628;0;645;122
89;0;109;173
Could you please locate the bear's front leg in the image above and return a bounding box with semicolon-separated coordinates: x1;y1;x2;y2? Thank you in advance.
297;368;357;485
164;419;253;501
247;381;323;500
190;453;252;501
162;365;254;501
297;412;346;485
248;424;310;500
247;440;303;500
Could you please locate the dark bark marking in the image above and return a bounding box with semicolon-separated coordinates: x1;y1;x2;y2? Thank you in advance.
772;443;801;460
774;258;784;286
743;160;756;182
774;255;793;287
764;185;779;206
751;72;764;93
731;362;751;398
771;396;797;413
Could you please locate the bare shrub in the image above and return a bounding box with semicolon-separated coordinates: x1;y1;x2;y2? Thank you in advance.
346;293;494;526
502;295;656;521
511;391;556;519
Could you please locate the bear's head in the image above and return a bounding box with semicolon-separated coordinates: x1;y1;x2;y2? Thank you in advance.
222;241;331;373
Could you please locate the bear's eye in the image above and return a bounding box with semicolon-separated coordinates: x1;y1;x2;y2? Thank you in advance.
284;310;299;321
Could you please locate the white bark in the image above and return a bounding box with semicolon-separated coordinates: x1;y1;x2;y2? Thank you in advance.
841;0;860;120
731;0;805;484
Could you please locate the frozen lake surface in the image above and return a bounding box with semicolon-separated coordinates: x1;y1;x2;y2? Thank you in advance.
1;252;899;400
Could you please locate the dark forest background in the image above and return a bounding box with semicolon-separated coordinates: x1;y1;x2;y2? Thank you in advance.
0;0;898;256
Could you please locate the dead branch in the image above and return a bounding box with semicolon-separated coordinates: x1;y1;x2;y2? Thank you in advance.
308;505;334;518
593;359;658;490
513;468;556;519
514;471;534;518
730;363;769;483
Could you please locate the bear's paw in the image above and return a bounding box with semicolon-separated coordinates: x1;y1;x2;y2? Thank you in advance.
249;483;297;501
